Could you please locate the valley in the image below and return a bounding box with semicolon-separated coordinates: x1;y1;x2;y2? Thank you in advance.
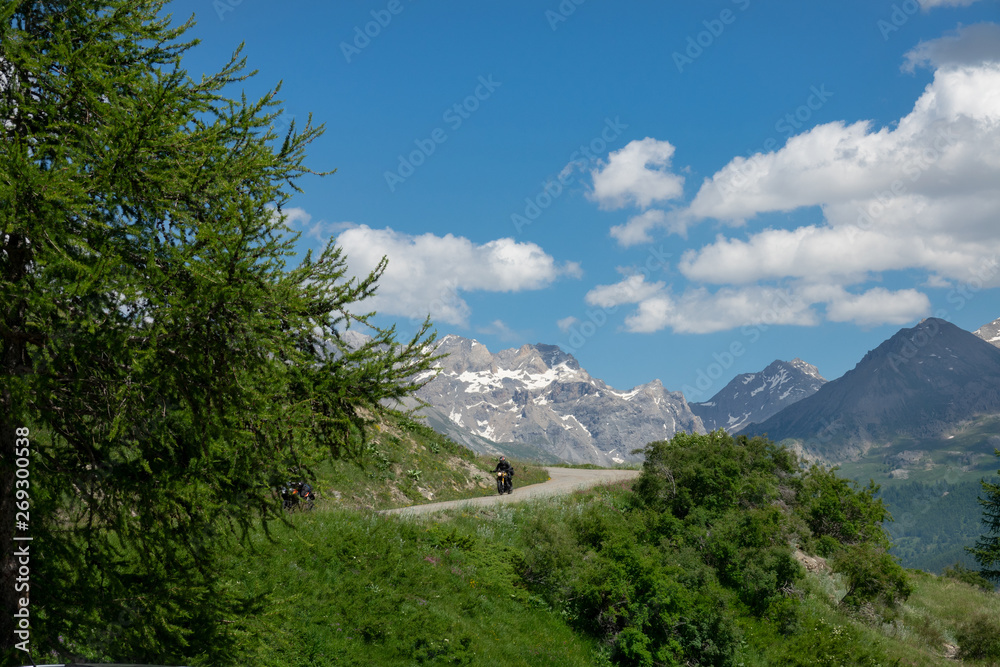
406;316;1000;577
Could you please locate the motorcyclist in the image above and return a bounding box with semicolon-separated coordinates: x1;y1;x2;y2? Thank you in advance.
299;481;315;503
492;456;514;476
492;456;514;492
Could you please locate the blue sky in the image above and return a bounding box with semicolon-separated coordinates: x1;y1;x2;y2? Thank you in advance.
168;0;1000;399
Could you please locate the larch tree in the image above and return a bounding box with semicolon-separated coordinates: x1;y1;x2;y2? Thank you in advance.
1;1;437;662
968;449;1000;583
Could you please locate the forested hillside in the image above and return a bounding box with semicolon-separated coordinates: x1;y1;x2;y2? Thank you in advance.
880;478;1000;574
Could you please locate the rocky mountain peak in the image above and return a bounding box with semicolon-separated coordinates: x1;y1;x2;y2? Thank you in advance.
412;335;703;465
739;317;1000;460
974;316;1000;348
788;358;824;380
690;359;826;433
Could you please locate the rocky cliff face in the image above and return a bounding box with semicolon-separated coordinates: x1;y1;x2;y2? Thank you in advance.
412;335;705;465
974;316;1000;348
690;359;826;433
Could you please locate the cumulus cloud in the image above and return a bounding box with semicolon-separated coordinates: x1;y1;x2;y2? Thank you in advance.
903;22;1000;72
336;225;578;326
814;286;931;326
678;52;1000;290
557;316;579;332
585;273;666;309
609;209;688;247
583;275;930;334
589;138;685;210
584;276;820;334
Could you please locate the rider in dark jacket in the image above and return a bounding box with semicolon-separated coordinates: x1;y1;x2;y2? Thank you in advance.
492;456;514;477
493;456;514;492
493;456;514;482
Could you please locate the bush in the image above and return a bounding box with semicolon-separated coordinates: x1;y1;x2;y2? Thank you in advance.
832;543;912;617
957;613;1000;661
942;562;994;592
798;466;890;548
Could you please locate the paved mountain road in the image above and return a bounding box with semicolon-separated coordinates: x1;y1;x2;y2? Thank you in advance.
382;467;642;517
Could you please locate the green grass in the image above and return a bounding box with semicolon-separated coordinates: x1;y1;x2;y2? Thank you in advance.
212;477;1000;667
216;506;599;666
303;411;551;511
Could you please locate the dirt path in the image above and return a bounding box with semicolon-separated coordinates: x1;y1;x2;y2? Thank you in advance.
382;467;641;517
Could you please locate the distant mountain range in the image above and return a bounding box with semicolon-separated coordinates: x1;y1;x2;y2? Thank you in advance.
738;318;1000;461
690;359;826;433
410;335;703;465
377;315;1000;466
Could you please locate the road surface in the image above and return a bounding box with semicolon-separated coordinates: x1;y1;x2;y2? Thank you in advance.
382;467;642;517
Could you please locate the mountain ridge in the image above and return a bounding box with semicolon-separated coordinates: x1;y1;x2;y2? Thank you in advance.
690;358;826;432
738;317;1000;461
412;335;705;465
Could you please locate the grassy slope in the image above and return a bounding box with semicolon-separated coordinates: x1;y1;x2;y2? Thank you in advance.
202;422;1000;666
308;410;550;511
216;482;1000;667
218;506;599;666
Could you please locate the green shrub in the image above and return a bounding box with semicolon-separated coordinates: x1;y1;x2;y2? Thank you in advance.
957;613;1000;661
942;562;994;591
798;466;890;548
832;543;912;617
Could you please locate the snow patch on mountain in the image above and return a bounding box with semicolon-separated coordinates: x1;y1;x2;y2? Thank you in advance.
412;336;704;465
690;359;827;433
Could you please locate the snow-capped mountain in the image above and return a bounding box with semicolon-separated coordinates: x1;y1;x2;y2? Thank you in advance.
412;335;704;465
974;316;1000;348
689;359;826;433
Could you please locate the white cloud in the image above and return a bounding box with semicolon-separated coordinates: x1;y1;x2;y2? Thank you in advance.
575;26;1000;338
589;138;685;210
903;23;1000;72
919;0;983;8
585;274;666;309
585;278;818;334
336;225;578;326
817;286;931;326
677;55;1000;289
583;275;930;334
557;316;579;332
610;209;687;247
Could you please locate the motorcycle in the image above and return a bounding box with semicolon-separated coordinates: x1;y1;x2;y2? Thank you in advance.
280;482;316;512
496;470;512;495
